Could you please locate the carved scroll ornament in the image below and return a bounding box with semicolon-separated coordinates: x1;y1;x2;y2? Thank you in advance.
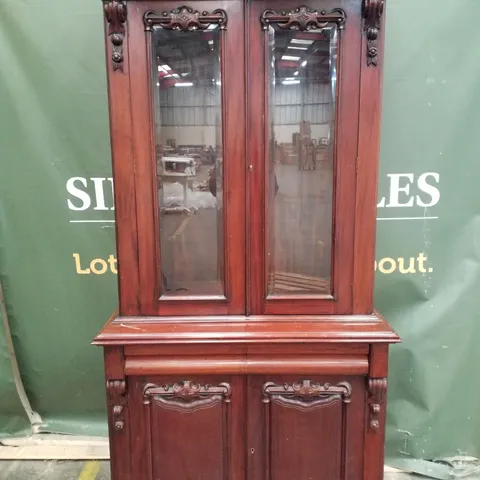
104;1;127;72
143;381;231;413
107;380;127;432
144;6;228;32
261;6;346;31
263;380;351;412
368;377;387;431
362;0;385;66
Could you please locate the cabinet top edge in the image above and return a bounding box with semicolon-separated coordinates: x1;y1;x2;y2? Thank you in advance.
93;312;400;346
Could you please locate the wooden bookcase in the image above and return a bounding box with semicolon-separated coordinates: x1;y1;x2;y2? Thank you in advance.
94;0;399;478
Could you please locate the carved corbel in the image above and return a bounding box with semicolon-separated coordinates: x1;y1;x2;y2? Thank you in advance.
362;0;384;66
104;1;127;72
368;378;387;431
107;380;127;432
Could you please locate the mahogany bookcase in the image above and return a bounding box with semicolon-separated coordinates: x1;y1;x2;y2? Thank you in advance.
93;0;399;478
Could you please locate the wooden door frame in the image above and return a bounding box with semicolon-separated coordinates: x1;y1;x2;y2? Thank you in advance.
114;1;247;316
106;0;385;318
247;0;364;316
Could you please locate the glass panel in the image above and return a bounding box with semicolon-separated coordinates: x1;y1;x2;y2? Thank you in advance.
267;25;338;296
151;26;224;297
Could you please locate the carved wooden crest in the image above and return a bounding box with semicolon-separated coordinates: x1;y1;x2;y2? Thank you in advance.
261;6;346;31
362;0;385;66
143;381;231;413
144;6;228;32
263;380;351;411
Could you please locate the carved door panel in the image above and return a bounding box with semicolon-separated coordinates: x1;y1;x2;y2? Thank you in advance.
130;376;245;480
247;375;366;480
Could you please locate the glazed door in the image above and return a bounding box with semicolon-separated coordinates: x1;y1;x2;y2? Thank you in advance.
247;0;361;315
127;1;246;316
119;0;362;317
247;375;366;480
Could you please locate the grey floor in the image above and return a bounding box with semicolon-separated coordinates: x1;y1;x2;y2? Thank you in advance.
0;461;110;480
0;461;454;480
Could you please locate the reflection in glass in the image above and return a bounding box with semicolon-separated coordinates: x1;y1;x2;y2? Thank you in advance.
151;26;224;296
267;25;338;296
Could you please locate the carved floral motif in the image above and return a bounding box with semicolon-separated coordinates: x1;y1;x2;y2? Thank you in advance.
143;381;231;412
362;0;385;66
261;6;346;31
263;380;351;411
104;1;127;72
144;6;227;32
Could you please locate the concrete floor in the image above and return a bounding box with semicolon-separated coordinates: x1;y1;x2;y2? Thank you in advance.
0;461;110;480
1;461;480;479
0;461;446;480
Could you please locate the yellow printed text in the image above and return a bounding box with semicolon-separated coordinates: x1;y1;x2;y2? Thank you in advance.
73;253;118;275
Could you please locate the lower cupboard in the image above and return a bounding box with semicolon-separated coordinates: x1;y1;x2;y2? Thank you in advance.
125;375;367;480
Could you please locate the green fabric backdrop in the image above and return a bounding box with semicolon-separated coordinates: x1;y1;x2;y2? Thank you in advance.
1;0;480;463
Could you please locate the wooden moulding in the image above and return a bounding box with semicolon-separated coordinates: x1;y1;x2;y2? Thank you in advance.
125;355;369;376
93;311;400;346
124;343;370;356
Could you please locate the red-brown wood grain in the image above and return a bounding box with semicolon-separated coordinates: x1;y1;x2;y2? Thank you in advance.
365;342;390;479
106;0;390;317
127;5;158;314
364;376;389;480
103;345;124;380
246;0;264;316
103;347;129;480
93;313;400;345
129;375;245;479
126;1;246;316
95;1;398;479
247;0;362;316
125;355;369;375
124;343;370;356
353;2;386;314
247;375;366;480
103;11;139;316
369;341;389;378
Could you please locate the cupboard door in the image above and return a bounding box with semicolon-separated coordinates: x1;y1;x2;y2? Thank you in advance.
247;0;361;315
247;375;365;480
128;1;246;316
130;376;245;480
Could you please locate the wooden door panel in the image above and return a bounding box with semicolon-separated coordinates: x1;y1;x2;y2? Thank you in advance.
248;375;366;480
149;386;228;480
130;376;245;480
270;398;343;479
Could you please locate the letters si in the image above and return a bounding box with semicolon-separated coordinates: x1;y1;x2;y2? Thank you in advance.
66;177;115;211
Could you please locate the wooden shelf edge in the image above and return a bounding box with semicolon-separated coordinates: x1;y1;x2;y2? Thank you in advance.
92;312;400;346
